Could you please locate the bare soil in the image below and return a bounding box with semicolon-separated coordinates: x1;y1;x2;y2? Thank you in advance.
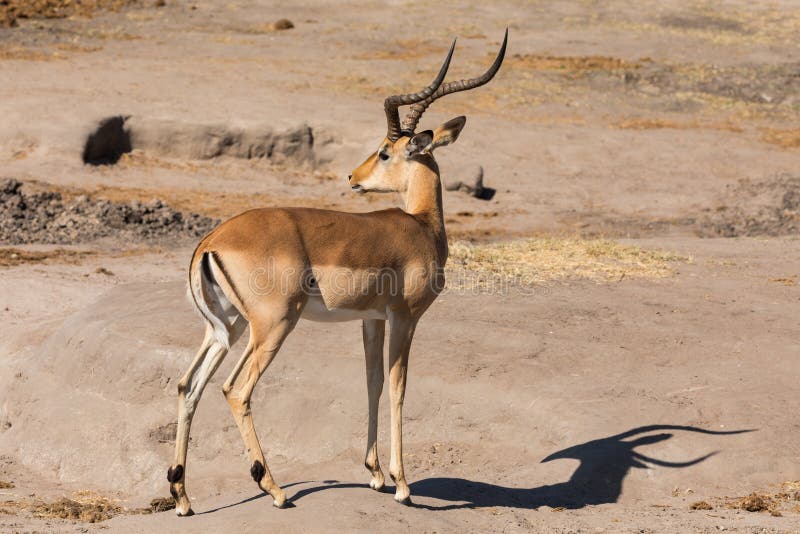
0;1;799;532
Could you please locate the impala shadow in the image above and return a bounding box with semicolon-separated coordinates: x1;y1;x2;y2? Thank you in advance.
286;424;752;511
409;424;753;510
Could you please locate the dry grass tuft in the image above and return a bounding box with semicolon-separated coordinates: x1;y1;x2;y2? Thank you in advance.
31;0;135;18
614;118;683;130
613;118;743;133
146;497;175;513
444;24;485;39
730;492;773;512
761;128;800;149
0;481;14;489
28;493;121;523
689;500;713;510
0;45;58;61
0;43;102;61
54;42;103;54
1;0;137;27
721;483;800;516
241;18;294;34
506;54;640;73
126;496;176;514
0;248;95;267
353;37;447;61
4;492;176;522
782;481;800;491
446;238;688;289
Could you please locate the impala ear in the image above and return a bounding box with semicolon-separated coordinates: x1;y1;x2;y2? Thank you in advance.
405;130;434;157
431;116;466;150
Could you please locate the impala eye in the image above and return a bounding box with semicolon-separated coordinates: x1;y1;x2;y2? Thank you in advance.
379;150;390;161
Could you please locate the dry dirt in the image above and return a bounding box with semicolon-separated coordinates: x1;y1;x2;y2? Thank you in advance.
0;1;799;533
0;178;216;244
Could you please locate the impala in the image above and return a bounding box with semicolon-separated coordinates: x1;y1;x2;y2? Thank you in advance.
168;30;508;515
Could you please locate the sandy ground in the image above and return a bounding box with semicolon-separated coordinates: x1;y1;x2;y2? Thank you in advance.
1;1;799;532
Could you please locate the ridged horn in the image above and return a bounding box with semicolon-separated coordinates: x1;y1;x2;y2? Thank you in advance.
401;28;508;133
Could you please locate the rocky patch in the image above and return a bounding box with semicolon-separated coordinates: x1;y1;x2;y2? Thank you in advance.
0;178;217;245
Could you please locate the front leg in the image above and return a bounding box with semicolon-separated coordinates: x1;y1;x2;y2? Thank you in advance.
362;319;386;491
387;313;416;505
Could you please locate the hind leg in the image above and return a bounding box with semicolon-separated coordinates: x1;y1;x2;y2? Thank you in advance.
223;317;296;508
169;320;245;516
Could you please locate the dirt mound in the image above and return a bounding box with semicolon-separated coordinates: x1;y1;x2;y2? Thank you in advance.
0;0;138;28
707;175;800;237
123;117;319;165
0;178;217;245
565;175;800;239
624;61;800;106
659;13;748;33
80;116;321;167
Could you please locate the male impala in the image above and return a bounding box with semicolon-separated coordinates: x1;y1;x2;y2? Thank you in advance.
168;30;507;515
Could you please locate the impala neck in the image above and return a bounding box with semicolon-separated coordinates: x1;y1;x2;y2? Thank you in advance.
402;158;448;264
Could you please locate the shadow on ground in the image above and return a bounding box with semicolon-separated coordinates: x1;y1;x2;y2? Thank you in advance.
284;424;752;511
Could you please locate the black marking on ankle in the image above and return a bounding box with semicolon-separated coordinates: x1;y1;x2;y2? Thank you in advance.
169;486;179;499
167;465;184;484
250;460;266;483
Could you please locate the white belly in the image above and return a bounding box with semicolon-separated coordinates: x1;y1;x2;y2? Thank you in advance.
301;295;387;323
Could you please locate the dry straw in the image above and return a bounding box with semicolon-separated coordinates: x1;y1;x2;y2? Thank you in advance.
446;238;688;290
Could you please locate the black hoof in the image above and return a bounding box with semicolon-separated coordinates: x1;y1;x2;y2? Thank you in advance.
177;508;195;517
397;496;413;506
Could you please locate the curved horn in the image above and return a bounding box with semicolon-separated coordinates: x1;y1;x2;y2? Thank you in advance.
384;39;456;141
401;28;508;133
